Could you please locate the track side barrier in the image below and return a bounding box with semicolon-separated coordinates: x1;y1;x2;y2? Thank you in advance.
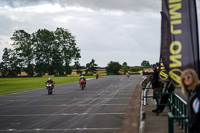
168;93;188;133
156;92;188;133
142;76;153;106
142;81;153;105
156;92;174;115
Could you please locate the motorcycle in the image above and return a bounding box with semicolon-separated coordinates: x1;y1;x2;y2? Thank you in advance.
79;79;86;90
127;74;130;78
46;82;54;95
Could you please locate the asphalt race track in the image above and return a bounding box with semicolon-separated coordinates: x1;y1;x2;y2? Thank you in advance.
0;75;144;133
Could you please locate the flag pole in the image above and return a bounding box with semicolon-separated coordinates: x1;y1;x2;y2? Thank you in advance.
193;0;200;78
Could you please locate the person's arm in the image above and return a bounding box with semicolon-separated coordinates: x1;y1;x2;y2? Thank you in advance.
193;85;200;114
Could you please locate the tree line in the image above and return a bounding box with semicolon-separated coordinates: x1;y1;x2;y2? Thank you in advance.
0;27;152;77
0;28;80;77
75;60;150;75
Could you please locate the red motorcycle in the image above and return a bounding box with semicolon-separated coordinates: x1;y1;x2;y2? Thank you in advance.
79;79;86;90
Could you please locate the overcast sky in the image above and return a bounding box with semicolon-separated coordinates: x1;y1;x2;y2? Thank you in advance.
0;0;200;67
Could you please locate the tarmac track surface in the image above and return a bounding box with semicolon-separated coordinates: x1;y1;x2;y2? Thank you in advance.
0;75;144;133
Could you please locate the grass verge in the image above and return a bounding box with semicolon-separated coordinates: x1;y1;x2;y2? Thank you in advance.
0;76;95;95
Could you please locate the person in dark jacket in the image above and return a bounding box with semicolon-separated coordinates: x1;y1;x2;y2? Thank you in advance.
153;80;175;113
181;69;200;133
152;64;162;96
152;63;163;112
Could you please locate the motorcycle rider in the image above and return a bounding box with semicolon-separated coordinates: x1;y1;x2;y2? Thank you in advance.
79;75;86;87
45;77;55;88
127;71;130;78
96;72;99;79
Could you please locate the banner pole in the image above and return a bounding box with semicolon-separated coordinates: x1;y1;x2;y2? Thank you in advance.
194;0;200;79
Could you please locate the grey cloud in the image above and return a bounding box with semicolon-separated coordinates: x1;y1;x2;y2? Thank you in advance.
2;0;41;8
0;15;14;36
2;0;161;11
0;0;162;66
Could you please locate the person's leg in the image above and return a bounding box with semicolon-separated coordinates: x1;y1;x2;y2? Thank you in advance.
157;86;162;104
159;94;169;112
153;88;157;100
152;88;159;112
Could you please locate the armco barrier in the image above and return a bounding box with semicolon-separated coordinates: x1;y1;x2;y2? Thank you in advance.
81;74;93;76
142;76;153;105
156;92;188;133
142;82;153;105
168;93;188;133
168;112;188;133
156;92;174;115
145;78;189;133
106;73;114;75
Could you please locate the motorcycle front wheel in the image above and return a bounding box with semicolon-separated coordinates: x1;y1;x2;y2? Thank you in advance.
81;84;84;90
48;89;53;95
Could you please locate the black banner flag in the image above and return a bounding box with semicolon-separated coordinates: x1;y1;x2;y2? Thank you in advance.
159;11;171;82
160;0;199;87
159;59;169;81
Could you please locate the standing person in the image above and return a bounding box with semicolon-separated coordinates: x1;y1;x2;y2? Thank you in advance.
181;69;200;133
153;80;175;113
152;63;162;112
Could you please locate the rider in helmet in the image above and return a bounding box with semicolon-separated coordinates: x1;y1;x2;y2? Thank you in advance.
45;77;55;87
79;75;86;87
127;71;130;78
96;72;99;79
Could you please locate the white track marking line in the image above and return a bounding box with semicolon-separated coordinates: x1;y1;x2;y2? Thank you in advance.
2;128;120;132
1;104;129;107
0;113;126;117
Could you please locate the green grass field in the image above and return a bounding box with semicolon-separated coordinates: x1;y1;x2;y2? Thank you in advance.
0;76;95;95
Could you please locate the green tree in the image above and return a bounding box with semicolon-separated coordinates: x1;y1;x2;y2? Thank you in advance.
10;30;34;76
86;59;98;73
54;27;80;74
1;27;80;76
0;48;21;76
130;66;143;72
141;60;151;67
121;62;130;75
0;48;11;76
24;64;34;76
74;61;82;74
33;29;55;75
106;61;121;74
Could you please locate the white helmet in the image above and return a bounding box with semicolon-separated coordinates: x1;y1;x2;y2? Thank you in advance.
48;77;51;80
81;76;84;78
